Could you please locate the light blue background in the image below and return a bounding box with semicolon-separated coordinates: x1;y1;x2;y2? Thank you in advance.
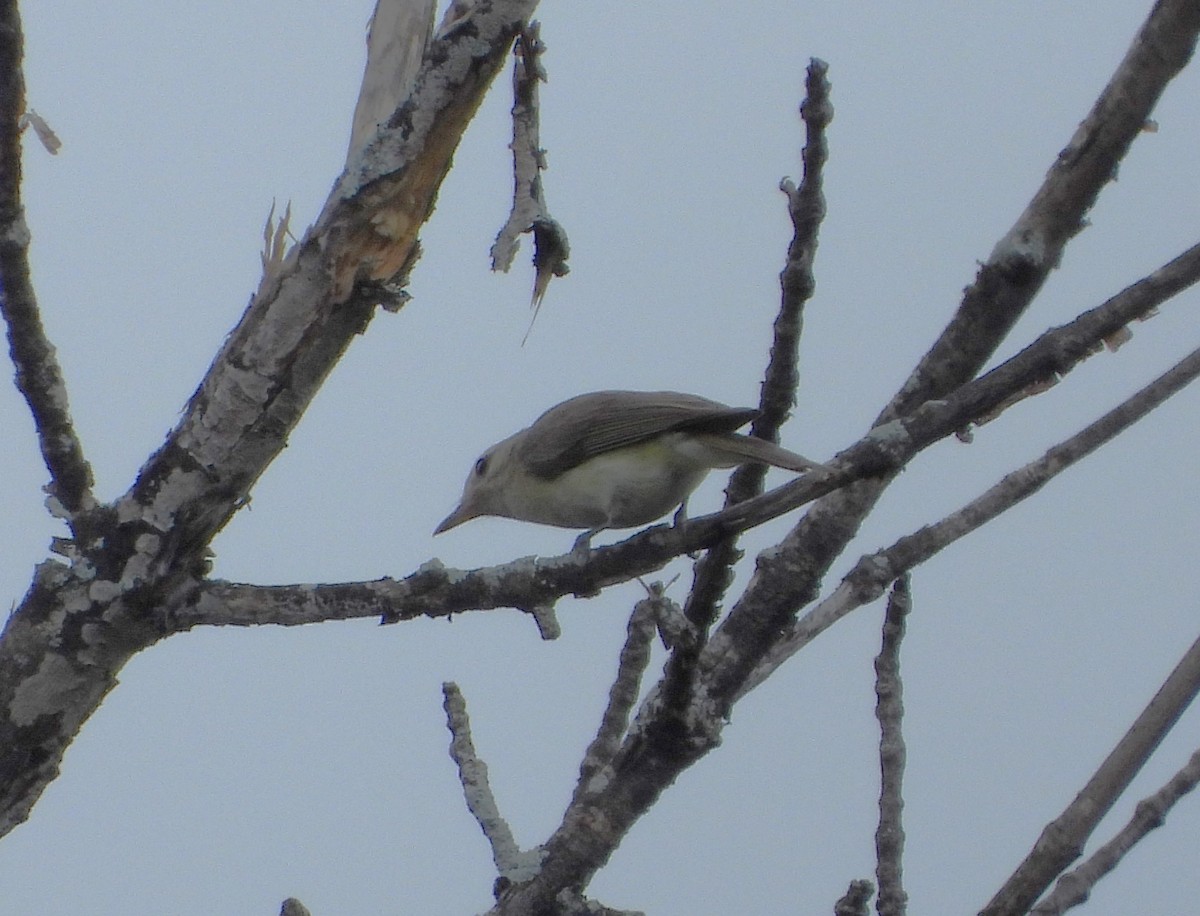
3;2;1199;913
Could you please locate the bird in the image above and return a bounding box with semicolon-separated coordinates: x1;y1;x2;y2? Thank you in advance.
435;390;825;546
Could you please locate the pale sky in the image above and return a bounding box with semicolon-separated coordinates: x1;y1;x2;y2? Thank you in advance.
3;2;1200;914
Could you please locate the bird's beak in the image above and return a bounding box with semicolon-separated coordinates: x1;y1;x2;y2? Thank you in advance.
434;502;476;535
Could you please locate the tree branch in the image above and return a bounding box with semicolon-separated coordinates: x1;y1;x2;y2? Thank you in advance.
346;0;436;163
0;0;540;839
490;21;570;336
983;623;1200;915
875;576;910;916
1031;744;1200;915
485;263;1200;912
703;229;1200;704
680;57;833;640
657;57;834;752
745;343;1200;694
0;2;95;527
174;236;1200;640
571;591;659;806
697;0;1200;720
444;682;543;883
889;0;1200;423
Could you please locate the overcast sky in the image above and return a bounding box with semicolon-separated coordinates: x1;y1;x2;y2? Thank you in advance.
3;2;1200;914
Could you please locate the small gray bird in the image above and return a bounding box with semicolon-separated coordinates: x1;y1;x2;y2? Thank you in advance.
435;390;824;541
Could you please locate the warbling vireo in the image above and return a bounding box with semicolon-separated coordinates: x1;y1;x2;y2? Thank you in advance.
434;390;824;540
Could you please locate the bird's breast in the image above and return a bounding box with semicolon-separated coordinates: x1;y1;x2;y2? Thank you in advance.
506;437;709;529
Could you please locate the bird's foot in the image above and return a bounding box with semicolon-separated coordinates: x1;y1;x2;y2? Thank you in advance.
672;502;698;558
571;528;598;557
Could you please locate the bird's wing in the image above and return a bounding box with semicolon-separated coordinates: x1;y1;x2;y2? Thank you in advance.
519;390;758;479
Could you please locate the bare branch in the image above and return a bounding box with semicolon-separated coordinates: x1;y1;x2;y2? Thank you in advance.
6;5;1193;903
346;0;436;163
875;576;910;916
706;233;1200;702
490;22;570;339
889;0;1200;424
135;0;538;554
697;0;1200;724
834;879;875;916
493;318;1200;909
745;343;1200;694
1032;745;1200;915
0;3;95;527
443;682;543;883
644;59;837;751
527;603;561;640
0;0;540;840
181;551;684;632
334;3;537;297
680;58;834;642
571;592;659;806
766;55;832;432
175;237;1200;640
489;21;548;269
983;624;1200;915
756;56;832;457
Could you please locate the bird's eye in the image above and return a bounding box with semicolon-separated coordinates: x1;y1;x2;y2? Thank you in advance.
474;455;489;477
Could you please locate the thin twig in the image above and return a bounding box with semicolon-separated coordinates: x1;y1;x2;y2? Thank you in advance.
875;576;910;916
763;55;832;435
0;4;95;527
679;58;834;643
743;344;1200;697
658;58;832;740
442;682;542;882
982;628;1200;915
527;603;561;640
717;234;1200;695
1032;743;1200;914
571;592;659;805
755;56;833;475
490;21;569;339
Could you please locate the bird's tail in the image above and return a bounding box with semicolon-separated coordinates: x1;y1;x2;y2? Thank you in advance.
694;432;829;473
